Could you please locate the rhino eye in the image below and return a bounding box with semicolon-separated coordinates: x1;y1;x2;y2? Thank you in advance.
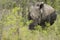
37;4;40;6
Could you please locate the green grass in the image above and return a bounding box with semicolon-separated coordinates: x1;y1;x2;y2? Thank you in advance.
0;7;60;40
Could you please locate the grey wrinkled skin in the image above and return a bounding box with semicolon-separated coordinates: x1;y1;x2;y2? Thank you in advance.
28;2;57;30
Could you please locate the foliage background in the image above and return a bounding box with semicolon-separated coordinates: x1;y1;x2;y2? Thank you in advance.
0;0;60;40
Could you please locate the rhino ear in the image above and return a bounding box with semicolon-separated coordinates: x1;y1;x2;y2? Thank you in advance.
40;2;44;9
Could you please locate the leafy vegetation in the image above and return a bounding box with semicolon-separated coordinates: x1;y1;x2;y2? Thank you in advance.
0;0;60;40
